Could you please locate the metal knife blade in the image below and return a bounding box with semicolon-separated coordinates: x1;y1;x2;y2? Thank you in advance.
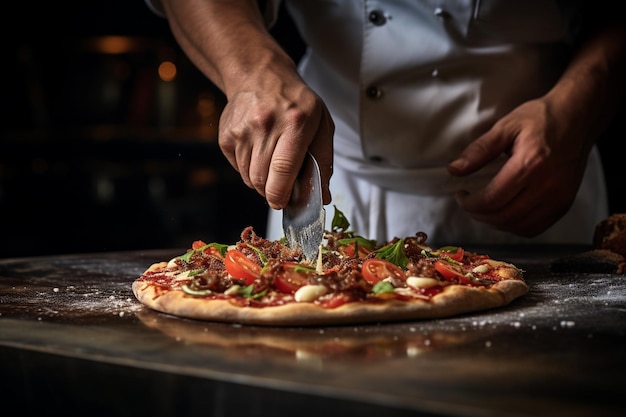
282;152;326;262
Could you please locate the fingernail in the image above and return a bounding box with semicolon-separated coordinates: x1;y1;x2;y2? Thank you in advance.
268;201;282;210
449;159;465;169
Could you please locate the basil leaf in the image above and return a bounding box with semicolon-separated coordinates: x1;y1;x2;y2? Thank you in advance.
239;284;267;299
337;236;377;250
375;239;409;269
212;243;230;256
372;281;394;294
178;250;195;263
331;205;350;232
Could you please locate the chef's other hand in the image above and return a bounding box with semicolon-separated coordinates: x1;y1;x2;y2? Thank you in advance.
447;98;592;237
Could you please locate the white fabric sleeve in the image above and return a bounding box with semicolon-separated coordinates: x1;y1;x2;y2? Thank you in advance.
144;0;165;17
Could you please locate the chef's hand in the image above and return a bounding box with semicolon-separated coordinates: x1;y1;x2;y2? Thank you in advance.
160;0;334;210
218;68;334;210
447;98;591;237
448;16;626;237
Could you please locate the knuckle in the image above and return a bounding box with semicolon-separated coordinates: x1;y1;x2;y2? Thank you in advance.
523;148;549;171
248;107;275;134
218;124;245;151
250;173;267;190
479;190;500;209
284;107;308;127
472;140;492;155
218;136;235;154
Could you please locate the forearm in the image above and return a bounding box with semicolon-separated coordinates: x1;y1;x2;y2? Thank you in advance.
160;0;296;98
544;21;626;151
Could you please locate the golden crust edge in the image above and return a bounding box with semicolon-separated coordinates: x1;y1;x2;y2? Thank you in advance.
132;275;529;326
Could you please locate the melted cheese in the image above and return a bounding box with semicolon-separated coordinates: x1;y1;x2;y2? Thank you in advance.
316;243;323;274
406;276;441;289
295;284;328;302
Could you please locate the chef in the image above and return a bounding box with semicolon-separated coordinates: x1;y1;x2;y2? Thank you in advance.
146;0;625;244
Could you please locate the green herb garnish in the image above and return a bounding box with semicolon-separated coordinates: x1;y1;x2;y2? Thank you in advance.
178;242;229;263
372;281;394;294
187;268;205;277
239;284;267;299
375;239;409;269
438;245;459;253
181;284;212;296
331;205;351;232
245;243;269;265
337;236;377;250
294;264;315;273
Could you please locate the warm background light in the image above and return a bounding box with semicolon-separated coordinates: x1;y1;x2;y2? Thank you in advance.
85;36;146;54
158;61;177;82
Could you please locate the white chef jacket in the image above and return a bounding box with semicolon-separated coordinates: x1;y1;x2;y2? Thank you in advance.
145;0;608;245
265;0;608;245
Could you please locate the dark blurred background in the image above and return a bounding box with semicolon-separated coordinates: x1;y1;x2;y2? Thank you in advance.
1;2;623;258
0;2;305;258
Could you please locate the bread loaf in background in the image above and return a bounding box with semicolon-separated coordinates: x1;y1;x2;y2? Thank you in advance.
551;214;626;274
593;213;626;258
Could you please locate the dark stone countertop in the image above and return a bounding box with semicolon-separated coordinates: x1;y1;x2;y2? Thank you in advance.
1;247;624;417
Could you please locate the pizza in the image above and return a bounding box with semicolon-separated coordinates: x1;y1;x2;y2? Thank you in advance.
132;207;528;326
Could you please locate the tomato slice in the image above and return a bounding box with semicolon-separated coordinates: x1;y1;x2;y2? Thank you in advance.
434;260;473;284
439;246;465;262
190;240;224;258
224;250;262;285
340;242;373;259
361;258;406;284
192;240;207;250
274;261;311;294
319;293;349;309
341;242;357;258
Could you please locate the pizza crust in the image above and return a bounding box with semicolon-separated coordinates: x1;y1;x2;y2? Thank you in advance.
132;276;528;326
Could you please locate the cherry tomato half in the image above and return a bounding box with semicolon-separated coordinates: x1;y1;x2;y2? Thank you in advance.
273;261;313;294
341;242;374;259
434;260;473;285
224;250;262;285
191;240;224;258
340;242;357;258
439;246;465;262
361;258;406;284
192;240;207;250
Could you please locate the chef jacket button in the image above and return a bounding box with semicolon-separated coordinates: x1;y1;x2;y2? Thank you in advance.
368;10;387;26
431;68;439;77
434;8;451;19
365;86;383;99
369;155;384;162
